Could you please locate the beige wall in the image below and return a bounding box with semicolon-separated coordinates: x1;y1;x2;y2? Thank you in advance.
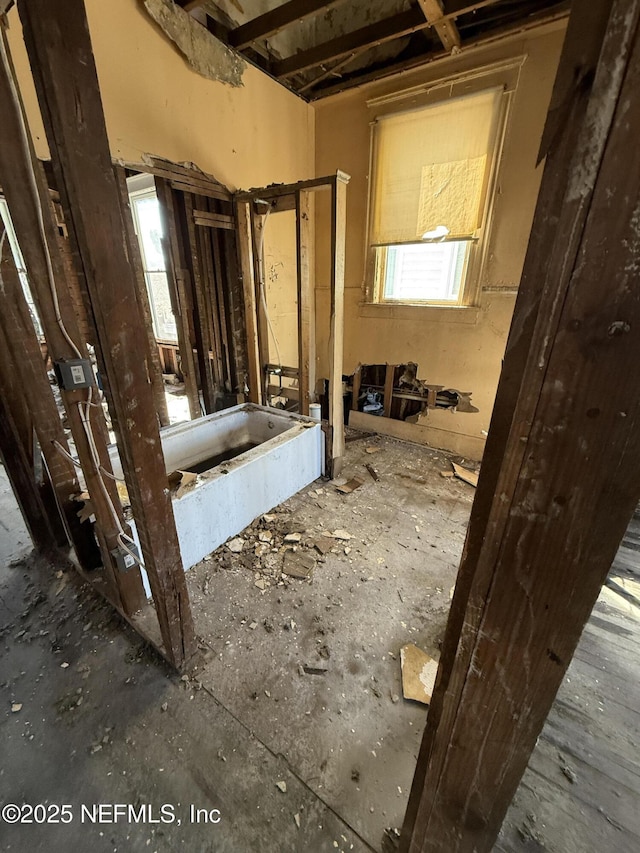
6;0;315;189
314;24;566;459
6;0;313;371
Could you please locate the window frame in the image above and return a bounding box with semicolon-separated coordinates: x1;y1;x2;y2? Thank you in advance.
364;58;522;310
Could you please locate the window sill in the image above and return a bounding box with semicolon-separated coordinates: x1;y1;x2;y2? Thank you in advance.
358;301;480;324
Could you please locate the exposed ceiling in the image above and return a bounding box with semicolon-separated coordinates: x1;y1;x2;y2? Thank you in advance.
176;0;571;100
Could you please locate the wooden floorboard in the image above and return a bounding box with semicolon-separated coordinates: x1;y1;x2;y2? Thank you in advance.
498;514;640;851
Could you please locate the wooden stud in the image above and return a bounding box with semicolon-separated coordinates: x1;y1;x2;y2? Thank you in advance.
221;228;248;395
296;189;312;415
0;245;101;567
0;362;58;555
210;225;234;391
19;0;195;668
236;201;262;403
351;364;362;412
383;364;395;418
0;23;145;612
114;165;170;427
401;0;640;850
327;172;349;477
155;178;201;420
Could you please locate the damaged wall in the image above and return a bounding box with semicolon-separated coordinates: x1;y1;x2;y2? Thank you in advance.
314;23;566;460
6;0;314;190
6;0;313;384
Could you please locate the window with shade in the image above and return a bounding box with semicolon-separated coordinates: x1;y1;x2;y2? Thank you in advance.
370;88;504;306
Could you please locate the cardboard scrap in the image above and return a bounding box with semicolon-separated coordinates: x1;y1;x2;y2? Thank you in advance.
451;462;479;488
336;477;363;495
400;644;439;705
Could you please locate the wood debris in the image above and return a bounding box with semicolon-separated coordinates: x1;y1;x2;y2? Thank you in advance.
400;644;439;704
451;462;479;487
335;477;363;494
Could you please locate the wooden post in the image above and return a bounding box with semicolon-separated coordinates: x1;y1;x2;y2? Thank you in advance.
401;0;640;850
18;0;195;668
383;364;395;418
114;165;170;427
296;189;312;415
0;245;101;567
236;200;262;404
251;207;270;400
0;378;58;555
328;172;349;477
0;23;145;611
155;178;201;419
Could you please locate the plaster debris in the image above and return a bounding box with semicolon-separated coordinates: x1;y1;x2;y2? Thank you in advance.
335;478;363;494
283;551;315;579
284;532;302;544
227;537;245;553
294;813;301;828
332;530;352;541
400;644;439;704
276;780;287;793
143;0;245;87
10;702;22;713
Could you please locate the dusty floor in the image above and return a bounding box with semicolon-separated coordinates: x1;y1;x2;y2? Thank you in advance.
1;427;638;852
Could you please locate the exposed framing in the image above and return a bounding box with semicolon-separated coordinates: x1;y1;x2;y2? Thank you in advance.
235;171;349;477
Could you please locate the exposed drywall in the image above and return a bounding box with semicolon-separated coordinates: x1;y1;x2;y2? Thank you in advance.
314;23;566;460
143;0;245;87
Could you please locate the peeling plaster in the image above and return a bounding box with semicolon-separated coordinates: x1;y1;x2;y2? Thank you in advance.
143;0;245;88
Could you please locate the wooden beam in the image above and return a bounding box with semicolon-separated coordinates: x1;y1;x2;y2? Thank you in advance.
114;164;170;427
0;362;58;555
418;0;461;52
0;23;145;612
351;364;361;411
251;207;271;399
19;0;195;669
155;178;201;419
273;7;429;78
327;172;348;477
236;174;336;200
383;364;395;418
236;201;262;404
401;0;640;849
0;243;101;568
296;189;312;415
193;209;235;229
229;0;346;50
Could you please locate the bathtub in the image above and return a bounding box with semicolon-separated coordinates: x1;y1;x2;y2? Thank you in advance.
108;404;324;594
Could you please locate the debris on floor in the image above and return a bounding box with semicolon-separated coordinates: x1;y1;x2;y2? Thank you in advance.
283;550;315;579
400;644;439;705
451;462;479;487
365;464;379;482
335;477;363;494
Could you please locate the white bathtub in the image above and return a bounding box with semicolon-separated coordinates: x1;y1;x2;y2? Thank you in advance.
108;404;324;594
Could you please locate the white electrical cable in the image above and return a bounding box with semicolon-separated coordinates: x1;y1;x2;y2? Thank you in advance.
255;206;283;373
0;29;82;359
1;29;146;575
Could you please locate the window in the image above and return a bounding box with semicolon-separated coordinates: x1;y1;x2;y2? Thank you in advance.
127;175;178;343
370;87;503;306
0;197;43;337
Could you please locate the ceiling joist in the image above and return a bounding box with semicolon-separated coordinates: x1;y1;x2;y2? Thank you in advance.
228;0;346;50
419;0;462;52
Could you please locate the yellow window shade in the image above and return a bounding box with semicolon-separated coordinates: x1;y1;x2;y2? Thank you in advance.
371;88;502;246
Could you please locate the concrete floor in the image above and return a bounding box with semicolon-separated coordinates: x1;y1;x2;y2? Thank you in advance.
1;429;638;852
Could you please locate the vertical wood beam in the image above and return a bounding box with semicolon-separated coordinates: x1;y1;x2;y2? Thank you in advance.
0;23;144;611
0;245;101;567
18;0;195;668
401;0;639;849
114;165;170;427
0;371;58;555
236;200;262;404
327;172;349;477
221;228;247;395
296;189;313;415
155;178;201;419
383;364;395;418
